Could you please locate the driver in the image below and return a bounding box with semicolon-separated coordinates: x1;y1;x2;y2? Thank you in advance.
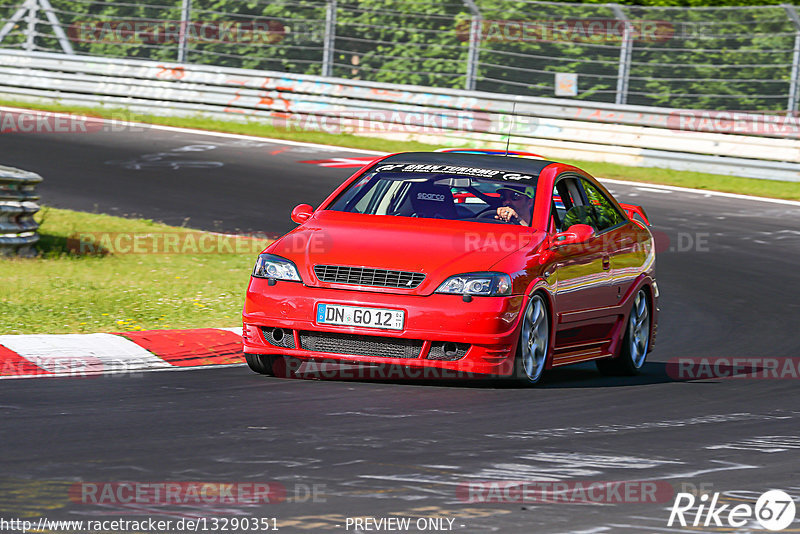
495;185;535;226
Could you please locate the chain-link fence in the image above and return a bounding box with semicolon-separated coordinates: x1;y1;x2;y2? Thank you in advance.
0;0;798;113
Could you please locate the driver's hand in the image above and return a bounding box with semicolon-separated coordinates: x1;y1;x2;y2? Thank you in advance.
496;206;519;223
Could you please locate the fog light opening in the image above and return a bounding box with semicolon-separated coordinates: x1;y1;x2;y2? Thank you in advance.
271;328;285;343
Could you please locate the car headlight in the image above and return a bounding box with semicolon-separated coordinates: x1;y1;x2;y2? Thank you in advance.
252;254;302;282
436;272;512;296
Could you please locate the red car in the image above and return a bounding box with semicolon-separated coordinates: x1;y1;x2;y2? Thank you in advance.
242;150;658;385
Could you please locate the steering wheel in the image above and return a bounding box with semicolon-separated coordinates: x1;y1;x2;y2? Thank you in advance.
476;207;499;219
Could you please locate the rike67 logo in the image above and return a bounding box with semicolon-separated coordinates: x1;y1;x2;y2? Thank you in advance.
668;490;796;531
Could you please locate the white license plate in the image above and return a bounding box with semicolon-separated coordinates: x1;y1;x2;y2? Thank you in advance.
316;303;405;330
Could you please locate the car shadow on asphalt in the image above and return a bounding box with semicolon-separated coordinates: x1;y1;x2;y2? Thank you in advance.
280;360;716;389
532;361;695;389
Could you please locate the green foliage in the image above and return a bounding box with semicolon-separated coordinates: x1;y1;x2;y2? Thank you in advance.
1;0;797;110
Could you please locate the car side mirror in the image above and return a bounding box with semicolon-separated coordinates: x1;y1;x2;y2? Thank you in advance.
552;224;595;247
291;204;314;224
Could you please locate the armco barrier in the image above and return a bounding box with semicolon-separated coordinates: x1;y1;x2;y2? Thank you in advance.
0;49;799;181
0;165;42;256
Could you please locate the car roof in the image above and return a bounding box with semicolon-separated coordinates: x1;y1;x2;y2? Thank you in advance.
377;152;556;179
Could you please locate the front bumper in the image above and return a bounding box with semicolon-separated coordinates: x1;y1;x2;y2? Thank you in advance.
242;278;526;376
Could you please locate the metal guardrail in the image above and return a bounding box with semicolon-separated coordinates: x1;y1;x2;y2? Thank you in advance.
0;165;41;256
1;0;800;113
0;49;799;181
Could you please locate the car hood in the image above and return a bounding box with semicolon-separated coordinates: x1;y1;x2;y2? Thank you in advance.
267;211;543;294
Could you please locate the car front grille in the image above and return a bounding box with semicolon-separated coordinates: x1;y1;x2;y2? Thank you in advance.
314;265;425;289
299;331;423;359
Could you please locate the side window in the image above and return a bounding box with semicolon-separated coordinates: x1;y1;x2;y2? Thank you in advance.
551;183;565;232
550;179;577;232
556;178;601;231
580;180;625;232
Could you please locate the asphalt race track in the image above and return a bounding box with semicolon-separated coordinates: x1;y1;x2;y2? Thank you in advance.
1;117;799;533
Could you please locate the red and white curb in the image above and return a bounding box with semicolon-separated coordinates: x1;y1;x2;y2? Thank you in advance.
0;327;243;379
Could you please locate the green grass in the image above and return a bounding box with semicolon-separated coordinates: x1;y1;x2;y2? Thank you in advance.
0;96;800;200
0;207;265;334
2;98;799;201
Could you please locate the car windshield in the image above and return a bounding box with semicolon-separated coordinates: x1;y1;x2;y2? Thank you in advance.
327;167;538;225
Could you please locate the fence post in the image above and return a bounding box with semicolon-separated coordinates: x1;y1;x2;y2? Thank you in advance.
462;0;481;91
322;0;336;77
784;4;800;114
37;0;75;54
0;0;32;46
177;0;191;62
24;0;38;52
609;4;632;106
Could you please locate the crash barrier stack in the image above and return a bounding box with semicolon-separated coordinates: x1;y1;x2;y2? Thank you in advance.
0;165;42;256
0;50;799;182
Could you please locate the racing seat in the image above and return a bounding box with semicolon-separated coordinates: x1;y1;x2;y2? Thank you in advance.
408;182;458;219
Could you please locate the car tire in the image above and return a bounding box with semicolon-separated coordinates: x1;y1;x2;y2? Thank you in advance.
245;353;275;376
513;293;550;386
596;288;651;376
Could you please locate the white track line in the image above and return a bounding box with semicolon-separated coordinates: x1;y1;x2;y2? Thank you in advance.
0;105;385;155
0;333;172;376
1;105;797;207
220;327;243;335
600;177;800;207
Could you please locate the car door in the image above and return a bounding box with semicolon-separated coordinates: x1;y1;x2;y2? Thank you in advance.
549;176;616;347
578;178;641;306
